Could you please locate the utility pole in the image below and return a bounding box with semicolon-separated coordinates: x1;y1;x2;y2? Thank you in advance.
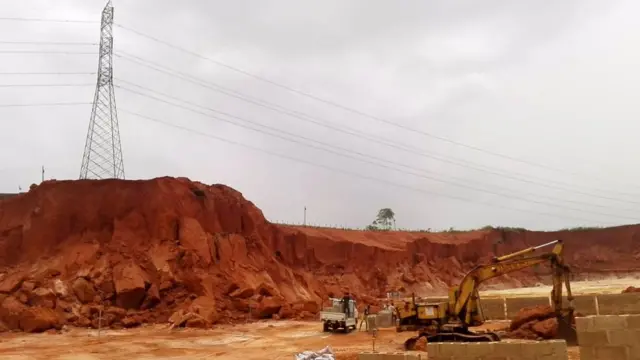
304;206;307;226
79;0;125;180
41;166;44;182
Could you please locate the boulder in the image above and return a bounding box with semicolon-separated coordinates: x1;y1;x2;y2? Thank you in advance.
113;263;148;309
0;296;27;329
229;286;255;299
94;274;116;300
168;309;186;325
257;297;283;318
21;281;36;293
189;296;218;323
291;300;320;313
20;307;61;333
72;278;96;304
122;316;141;328
141;284;160;310
29;288;56;309
0;273;25;294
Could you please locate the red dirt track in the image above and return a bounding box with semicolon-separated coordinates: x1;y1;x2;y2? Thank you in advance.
0;177;639;333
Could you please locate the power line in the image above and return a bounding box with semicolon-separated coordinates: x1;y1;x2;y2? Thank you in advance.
0;40;97;46
119;107;616;226
114;22;635;188
113;82;640;221
0;17;97;24
0;72;95;75
0;102;91;107
0;83;93;87
0;50;95;55
114;51;640;201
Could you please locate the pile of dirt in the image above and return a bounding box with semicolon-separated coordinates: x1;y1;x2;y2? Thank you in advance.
0;177;639;332
622;286;640;293
505;305;559;340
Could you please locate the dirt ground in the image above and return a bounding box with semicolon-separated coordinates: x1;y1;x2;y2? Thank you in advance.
0;277;622;359
0;320;580;360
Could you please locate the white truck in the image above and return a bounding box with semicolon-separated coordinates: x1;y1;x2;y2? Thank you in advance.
319;297;358;333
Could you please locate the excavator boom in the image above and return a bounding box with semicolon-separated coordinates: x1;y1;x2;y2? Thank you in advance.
400;239;578;349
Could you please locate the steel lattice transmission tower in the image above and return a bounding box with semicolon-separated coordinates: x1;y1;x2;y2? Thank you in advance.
79;0;125;180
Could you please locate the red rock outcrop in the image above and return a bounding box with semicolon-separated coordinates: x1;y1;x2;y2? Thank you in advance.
0;177;638;332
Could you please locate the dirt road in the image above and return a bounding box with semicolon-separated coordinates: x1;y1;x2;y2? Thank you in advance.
0;321;397;360
0;277;620;359
0;320;580;360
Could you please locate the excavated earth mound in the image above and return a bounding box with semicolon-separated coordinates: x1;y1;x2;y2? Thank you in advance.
0;177;639;332
506;305;559;340
623;286;640;293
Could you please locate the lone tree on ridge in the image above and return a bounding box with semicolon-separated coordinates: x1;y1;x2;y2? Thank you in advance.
367;208;396;231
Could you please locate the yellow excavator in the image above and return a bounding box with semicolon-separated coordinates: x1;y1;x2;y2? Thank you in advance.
395;239;577;350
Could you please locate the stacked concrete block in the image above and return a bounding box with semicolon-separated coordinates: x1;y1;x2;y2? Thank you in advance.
566;295;597;316
576;314;640;360
481;297;506;320
376;310;394;328
427;340;567;360
596;293;640;315
358;352;421;360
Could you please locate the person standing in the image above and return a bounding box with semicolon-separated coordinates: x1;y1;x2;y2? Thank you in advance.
388;303;397;325
359;305;370;331
342;292;352;317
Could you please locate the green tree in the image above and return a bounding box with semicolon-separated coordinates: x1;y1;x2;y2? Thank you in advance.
367;208;395;231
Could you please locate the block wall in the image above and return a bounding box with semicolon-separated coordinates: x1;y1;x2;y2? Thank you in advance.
576;314;640;360
596;293;640;315
358;352;421;360
376;310;394;328
480;297;506;320
567;295;597;316
427;340;567;360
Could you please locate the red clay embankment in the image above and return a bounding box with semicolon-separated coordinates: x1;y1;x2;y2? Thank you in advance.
0;177;638;332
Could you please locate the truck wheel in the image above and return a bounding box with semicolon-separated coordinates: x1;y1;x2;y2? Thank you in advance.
323;323;330;332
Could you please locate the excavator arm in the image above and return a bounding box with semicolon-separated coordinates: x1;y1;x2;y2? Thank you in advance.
452;240;574;326
400;239;578;350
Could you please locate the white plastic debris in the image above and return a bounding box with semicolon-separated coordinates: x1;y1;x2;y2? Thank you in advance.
294;345;335;360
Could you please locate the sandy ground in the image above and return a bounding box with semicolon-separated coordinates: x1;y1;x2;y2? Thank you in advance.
0;277;626;359
0;320;580;360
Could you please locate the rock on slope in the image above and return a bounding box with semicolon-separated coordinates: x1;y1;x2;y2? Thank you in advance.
0;177;323;331
0;177;639;332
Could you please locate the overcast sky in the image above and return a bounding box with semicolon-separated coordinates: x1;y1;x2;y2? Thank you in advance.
2;0;640;231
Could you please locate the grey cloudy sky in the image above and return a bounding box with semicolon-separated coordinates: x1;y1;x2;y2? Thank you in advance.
1;0;639;231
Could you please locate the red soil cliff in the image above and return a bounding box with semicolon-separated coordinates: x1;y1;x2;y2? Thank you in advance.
0;177;638;332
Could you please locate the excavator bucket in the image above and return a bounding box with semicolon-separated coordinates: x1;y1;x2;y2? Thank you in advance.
403;336;420;351
556;312;578;346
403;332;428;351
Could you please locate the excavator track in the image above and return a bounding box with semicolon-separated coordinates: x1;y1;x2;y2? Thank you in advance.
403;330;500;350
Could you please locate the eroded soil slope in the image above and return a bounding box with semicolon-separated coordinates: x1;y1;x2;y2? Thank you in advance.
0;177;638;332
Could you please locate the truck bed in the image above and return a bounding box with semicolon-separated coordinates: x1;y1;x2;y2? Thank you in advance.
319;311;347;321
